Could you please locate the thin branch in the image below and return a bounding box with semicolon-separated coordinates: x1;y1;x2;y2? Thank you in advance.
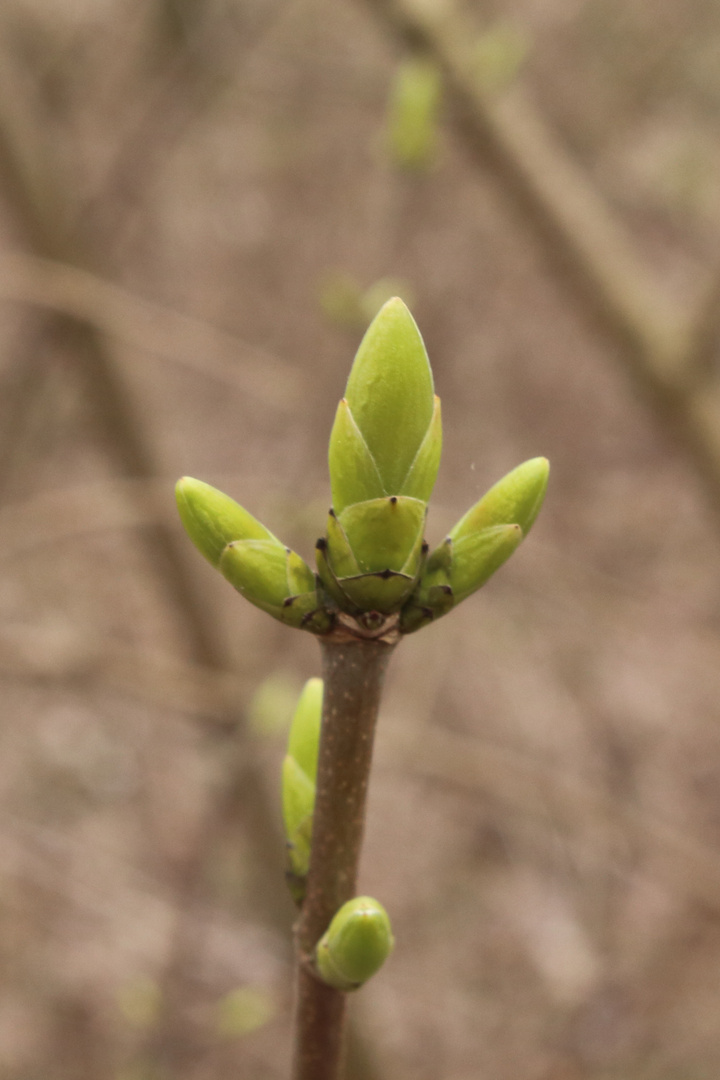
0;251;302;411
293;635;396;1080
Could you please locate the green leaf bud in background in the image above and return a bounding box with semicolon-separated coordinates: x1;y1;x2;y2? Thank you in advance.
215;986;276;1039
400;457;549;632
175;478;331;633
315;897;395;991
386;56;442;170
473;20;530;96
318;270;415;331
247;672;301;737
282;678;323;902
318;298;442;615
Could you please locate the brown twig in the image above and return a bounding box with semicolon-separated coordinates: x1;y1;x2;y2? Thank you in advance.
293;630;396;1080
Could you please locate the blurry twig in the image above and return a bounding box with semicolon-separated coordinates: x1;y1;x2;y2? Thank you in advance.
0;251;302;411
390;724;720;915
360;0;720;521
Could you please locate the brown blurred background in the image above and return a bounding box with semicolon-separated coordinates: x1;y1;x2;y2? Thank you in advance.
3;1;720;1078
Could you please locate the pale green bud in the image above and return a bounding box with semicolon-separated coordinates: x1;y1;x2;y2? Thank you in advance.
315;897;395;991
330;298;440;509
400;458;549;632
282;678;323;903
175;477;274;566
286;677;323;782
176;477;331;633
323;299;441;614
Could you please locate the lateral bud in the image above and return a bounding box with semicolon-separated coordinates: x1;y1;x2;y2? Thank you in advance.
315;897;395;991
282;678;323;904
175;477;332;633
400;457;549;632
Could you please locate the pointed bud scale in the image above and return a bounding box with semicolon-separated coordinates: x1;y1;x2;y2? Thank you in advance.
219;540;331;632
175;477;275;567
327;400;386;511
315;897;395;991
400;395;442;502
399;538;454;633
449;523;522;603
339;497;426;574
449;457;549;541
318;497;427;614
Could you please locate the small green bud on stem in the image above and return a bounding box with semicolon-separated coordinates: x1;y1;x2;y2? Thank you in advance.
282;678;323;902
315;897;394;991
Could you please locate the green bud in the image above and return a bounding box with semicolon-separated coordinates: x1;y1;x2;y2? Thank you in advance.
286;677;323;782
400;458;549;632
331;298;439;507
386;56;442;171
175;477;274;566
322;299;441;614
176;476;332;633
315;897;395;991
282;755;315;887
282;678;323;902
449;457;549;541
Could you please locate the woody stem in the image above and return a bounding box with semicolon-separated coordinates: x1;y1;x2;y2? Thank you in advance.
291;634;395;1080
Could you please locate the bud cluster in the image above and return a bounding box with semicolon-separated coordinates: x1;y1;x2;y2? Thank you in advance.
175;298;548;636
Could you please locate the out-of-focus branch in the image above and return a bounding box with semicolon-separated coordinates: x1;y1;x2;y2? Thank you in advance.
0;251;302;410
360;0;720;519
391;724;720;914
